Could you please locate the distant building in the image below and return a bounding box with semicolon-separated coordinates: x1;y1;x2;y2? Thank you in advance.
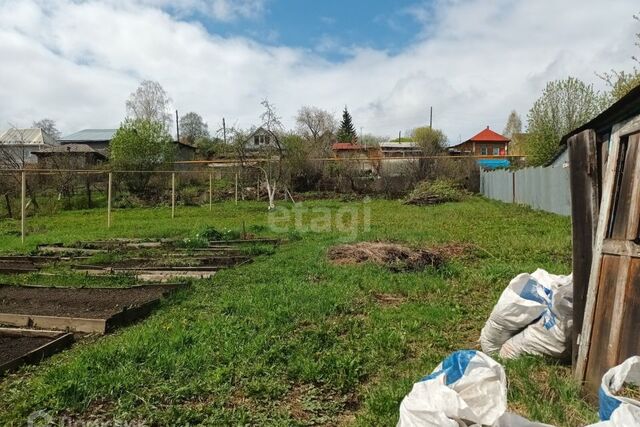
60;129;116;155
379;141;422;158
244;127;280;152
61;128;196;163
448;126;510;156
0;128;58;166
331;142;382;173
33;144;107;169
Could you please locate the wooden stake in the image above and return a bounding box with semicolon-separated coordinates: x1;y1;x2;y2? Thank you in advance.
107;172;112;228
235;172;238;205
209;173;213;211
20;171;25;244
171;172;176;219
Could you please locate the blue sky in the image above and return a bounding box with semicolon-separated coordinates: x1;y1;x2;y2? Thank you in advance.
192;0;432;60
0;0;638;140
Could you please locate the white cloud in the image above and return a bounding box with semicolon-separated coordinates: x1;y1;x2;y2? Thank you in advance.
0;0;638;143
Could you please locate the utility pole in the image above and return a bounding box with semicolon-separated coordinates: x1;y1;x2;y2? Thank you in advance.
223;118;227;144
398;131;401;142
360;127;364;148
429;106;433;129
175;110;180;143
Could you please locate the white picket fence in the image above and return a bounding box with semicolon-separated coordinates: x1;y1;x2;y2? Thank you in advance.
480;164;571;216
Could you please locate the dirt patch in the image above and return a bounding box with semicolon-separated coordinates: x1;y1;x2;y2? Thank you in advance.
0;284;179;318
0;335;51;365
372;293;407;307
327;242;444;272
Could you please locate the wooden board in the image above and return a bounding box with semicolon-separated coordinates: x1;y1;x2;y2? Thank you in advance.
568;129;599;366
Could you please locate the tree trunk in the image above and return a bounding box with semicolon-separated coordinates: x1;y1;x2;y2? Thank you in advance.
4;193;12;219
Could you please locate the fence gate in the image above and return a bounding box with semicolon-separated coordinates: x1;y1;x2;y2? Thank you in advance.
575;120;640;392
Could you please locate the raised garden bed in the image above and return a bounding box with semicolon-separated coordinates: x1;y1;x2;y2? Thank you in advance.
0;328;73;375
0;284;184;334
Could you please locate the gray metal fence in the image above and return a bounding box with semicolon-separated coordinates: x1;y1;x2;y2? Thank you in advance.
480;165;571;216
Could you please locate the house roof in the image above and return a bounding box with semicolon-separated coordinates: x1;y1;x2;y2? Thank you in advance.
34;144;108;159
0;128;58;145
465;126;510;143
379;141;418;149
60;129;117;142
332;142;365;151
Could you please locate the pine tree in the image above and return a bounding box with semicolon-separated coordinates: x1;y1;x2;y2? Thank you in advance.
337;107;357;143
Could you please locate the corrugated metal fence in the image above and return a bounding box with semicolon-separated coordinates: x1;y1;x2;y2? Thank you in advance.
480;165;571;216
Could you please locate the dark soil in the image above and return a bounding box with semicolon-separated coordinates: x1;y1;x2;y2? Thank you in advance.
0;336;52;366
0;285;179;318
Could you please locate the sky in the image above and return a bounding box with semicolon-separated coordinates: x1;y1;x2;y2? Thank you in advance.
0;0;638;144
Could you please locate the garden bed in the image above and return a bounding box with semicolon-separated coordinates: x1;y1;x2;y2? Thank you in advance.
0;328;73;375
0;284;183;333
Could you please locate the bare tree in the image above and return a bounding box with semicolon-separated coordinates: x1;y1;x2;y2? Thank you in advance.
32;118;61;140
125;80;172;130
295;106;336;151
0;127;39;215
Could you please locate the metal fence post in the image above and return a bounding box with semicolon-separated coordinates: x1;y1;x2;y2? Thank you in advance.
21;170;25;244
171;172;176;219
107;172;112;228
209;173;213;211
235;172;238;205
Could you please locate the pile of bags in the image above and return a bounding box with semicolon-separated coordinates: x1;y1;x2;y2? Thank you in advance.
398;351;640;427
479;269;573;359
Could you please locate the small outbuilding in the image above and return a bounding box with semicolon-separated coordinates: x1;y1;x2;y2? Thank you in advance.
0;128;58;166
33;144;107;169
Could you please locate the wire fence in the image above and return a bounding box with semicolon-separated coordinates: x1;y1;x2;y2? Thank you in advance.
0;155;521;243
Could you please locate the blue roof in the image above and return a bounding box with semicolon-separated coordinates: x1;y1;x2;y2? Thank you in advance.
60;129;117;142
477;159;510;170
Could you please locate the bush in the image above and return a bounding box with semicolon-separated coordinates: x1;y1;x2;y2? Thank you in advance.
405;179;467;205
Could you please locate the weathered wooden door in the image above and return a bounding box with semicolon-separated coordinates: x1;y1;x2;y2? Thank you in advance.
576;117;640;393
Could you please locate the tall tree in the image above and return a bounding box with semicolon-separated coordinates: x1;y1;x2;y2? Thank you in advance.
295;106;336;147
179;112;209;144
411;127;447;154
502;111;522;138
336;107;357;143
125;80;172;130
32;118;61;140
109;118;175;195
527;77;606;166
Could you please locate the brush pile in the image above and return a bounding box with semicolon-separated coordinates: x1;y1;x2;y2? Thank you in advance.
405;179;467;205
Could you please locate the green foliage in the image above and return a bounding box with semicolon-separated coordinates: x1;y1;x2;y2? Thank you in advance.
110;118;175;171
405;179;467;205
411;127;447;154
526;77;606;166
194;136;225;159
337;107;357;143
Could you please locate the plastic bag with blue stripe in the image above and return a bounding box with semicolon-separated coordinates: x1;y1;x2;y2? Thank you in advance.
397;350;553;426
585;356;640;426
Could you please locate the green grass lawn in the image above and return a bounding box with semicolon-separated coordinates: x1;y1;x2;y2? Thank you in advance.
0;198;598;426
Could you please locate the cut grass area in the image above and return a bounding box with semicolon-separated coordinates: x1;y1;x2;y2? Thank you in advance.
0;198;597;425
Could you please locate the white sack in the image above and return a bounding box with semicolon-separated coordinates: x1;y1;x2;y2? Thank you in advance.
397;350;507;427
499;283;573;359
589;356;640;426
480;269;572;355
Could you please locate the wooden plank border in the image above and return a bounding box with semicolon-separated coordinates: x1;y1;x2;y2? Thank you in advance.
0;330;74;375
